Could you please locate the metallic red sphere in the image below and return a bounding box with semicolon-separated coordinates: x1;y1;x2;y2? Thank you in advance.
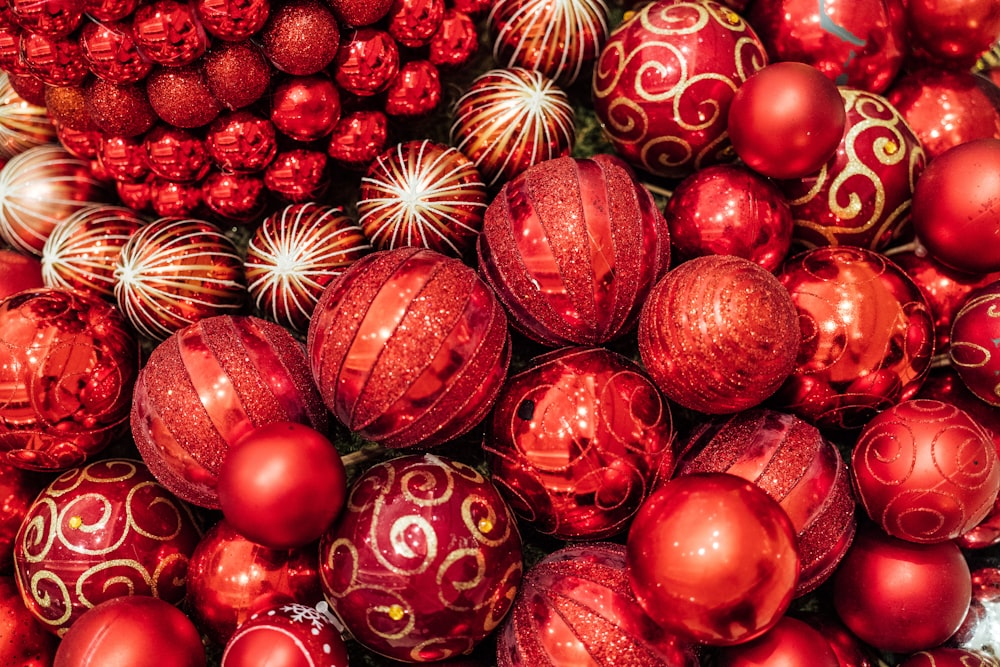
716;617;840;667
950;282;1000;405
0;576;56;667
79;19;152;84
332;28;399;96
222;602;348;667
270;74;341;142
206;110;277;173
131;0;210;66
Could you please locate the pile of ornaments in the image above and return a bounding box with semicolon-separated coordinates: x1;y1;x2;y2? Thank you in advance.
0;0;999;666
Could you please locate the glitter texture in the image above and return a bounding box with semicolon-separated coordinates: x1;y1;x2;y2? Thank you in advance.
145;65;222;128
260;0;340;75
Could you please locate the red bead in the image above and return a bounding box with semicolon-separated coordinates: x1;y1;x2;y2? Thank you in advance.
906;0;1000;69
206;110;277;172
716;617;840;667
193;0;270;41
145;64;222;128
259;0;339;75
951;283;1000;405
143;124;210;182
384;59;440;116
0;576;56;667
270;74;341;142
79;19;152;84
201;170;266;222
131;0;209;67
326;109;387;170
222;602;349;667
201;39;271;109
387;0;444;48
332;28;399;96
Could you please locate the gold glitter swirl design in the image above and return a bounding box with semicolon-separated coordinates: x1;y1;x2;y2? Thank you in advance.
949;289;1000;405
0;71;55;159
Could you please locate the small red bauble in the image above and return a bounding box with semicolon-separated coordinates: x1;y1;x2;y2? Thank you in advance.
201;39;271;109
0;465;43;568
332;28;399;96
0;248;43;299
627;473;800;646
194;0;270;41
905;0;1000;69
387;0;444;48
131;0;210;67
83;78;157;137
912;138;1000;274
116;178;153;213
327;0;392;26
53;122;99;160
0;575;56;667
591;0;767;178
206;110;277;173
143;124;210;182
149;176;204;217
451;67;575;188
79;19;152;85
84;0;138;21
99;133;149;182
639;254;799;414
485;346;675;540
899;649;1000;667
43;84;93;132
832;525;971;653
202;170;267;222
245;202;371;333
8;0;84;37
716;617;840;667
131;314;329;508
264;148;329;202
318;453;523;663
773;246;935;429
478;155;669;347
20;32;88;86
498;543;697;666
384;59;441;117
259;0;339;75
307;247;509;449
53;595;206;667
429;9;478;68
270;74;341;142
950;283;1000;405
222;602;349;667
326;109;388;169
13;459;200;635
145;64;222;128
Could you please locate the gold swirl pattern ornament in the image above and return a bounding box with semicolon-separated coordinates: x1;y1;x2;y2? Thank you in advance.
0;71;55;160
12;458;201;636
777;88;926;251
591;0;767;178
949;283;1000;407
319;454;523;663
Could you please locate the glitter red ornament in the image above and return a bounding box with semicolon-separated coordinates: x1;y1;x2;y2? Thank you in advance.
221;602;349;667
327;0;392;26
259;0;340;75
270;74;341;142
83;78;157;137
716;617;840;667
0;575;56;667
950;283;1000;405
332;28;399;96
145;65;222;128
201;39;271;109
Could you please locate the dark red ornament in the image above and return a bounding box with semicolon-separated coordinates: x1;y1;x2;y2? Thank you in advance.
716;617;840;667
19;31;87;86
201;39;271;109
0;575;56;667
326;109;387;169
429;9;477;68
906;0;1000;69
270;74;340;142
145;64;222;128
263;148;328;202
950;282;1000;405
194;0;270;41
131;0;210;67
84;0;138;21
8;0;84;37
384;59;440;116
143;124;210;182
221;602;349;667
99;133;149;182
0;248;42;299
332;28;399;96
83;78;157;137
202;170;266;222
258;0;339;75
206;110;276;172
387;0;444;48
79;19;152;84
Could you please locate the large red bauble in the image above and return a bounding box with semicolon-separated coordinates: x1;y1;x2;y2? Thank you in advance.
852;399;1000;543
831;525;971;653
677;409;855;595
131;0;209;67
497;543;697;666
131;314;329;509
0;248;42;299
748;0;905;94
591;0;767;178
53;595;205;667
477;155;669;347
627;473;799;646
270;74;341;142
0;575;56;667
20;32;88;87
430;8;477;68
905;0;1000;69
716;616;840;667
221;602;349;667
772;246;935;430
201;170;267;222
258;0;340;75
99;134;148;183
484;346;674;540
148;177;203;218
318;453;523;663
638;254;799;414
187;519;323;645
950;282;1000;405
307;247;509;449
13;459;201;636
912;138;1000;274
0;288;138;470
899;649;1000;667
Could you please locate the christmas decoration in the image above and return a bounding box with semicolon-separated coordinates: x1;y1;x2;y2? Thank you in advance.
384;60;441;117
0;248;43;299
0;287;138;470
905;0;1000;69
592;0;767;178
83;78;158;137
332;28;400;96
270;74;341;142
194;0;270;40
131;314;329;508
201;169;267;222
259;0;339;74
639;254;800;414
0;575;56;667
307;247;510;449
899;649;1000;667
799;612;878;667
0;71;54;159
327;0;392;27
497;543;697;666
319;453;523;663
954;567;1000;657
950;282;1000;405
201;40;271;110
627;473;800;646
221;602;349;667
0;464;42;568
99;134;149;182
484;346;674;540
13;458;201;635
206;110;277;173
327;109;388;169
478;155;669;347
387;0;444;48
715;616;840;667
145;65;223;129
132;0;211;67
428;9;478;68
264;148;329;202
772;246;935;430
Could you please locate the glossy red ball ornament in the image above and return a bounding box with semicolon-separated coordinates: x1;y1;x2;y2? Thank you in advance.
899;649;1000;667
148;176;204;217
205;110;276;173
0;465;44;568
84;0;138;21
19;32;88;87
201;39;271;109
8;0;84;37
0;575;57;667
308;247;509;448
83;78;157;137
485;346;674;540
187;519;323;645
326;109;388;170
202;170;266;222
748;0;905;94
912;138;1000;274
194;0;270;41
318;453;523;663
332;28;399;97
116;177;153;212
245;202;371;332
270;74;341;142
143;124;210;182
0;248;43;299
478;155;669;347
384;59;441;117
222;602;349;667
13;458;200;635
798;612;878;667
950;282;1000;405
428;9;478;68
832;525;971;653
98;133;149;182
498;543;697;667
451;67;575;188
79;19;152;85
53;122;100;160
772;246;935;430
387;0;444;48
259;0;339;75
716;616;840;667
627;473;800;646
0;71;55;159
664;164;793;272
591;0;767;178
132;0;209;67
145;64;223;128
906;0;1000;69
264;148;329;202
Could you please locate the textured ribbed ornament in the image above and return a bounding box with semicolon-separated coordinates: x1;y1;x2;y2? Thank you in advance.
245;202;371;332
113;217;247;341
357;140;487;257
451;68;575;188
0;71;55;159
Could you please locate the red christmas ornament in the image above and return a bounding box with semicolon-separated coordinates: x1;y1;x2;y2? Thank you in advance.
0;575;56;667
8;0;84;37
145;64;223;128
748;0;905;94
82;78;157;137
772;246;935;430
498;543;697;666
639;254;799;414
953;567;1000;657
428;9;477;68
384;59;440;116
332;28;399;96
263;148;329;202
0;71;55;159
832;525;971;653
899;649;1000;667
186;519;324;645
357;140;487;257
244;202;371;333
222;602;349;667
664;164;793;272
79;19;152;85
485;346;675;540
53;595;206;667
116;177;152;212
677;409;856;595
13;458;200;635
318;453;523;663
194;0;270;41
43;84;93;131
452;0;490;14
716;617;840;667
0;248;43;299
0;288;138;470
270;74;341;142
131;0;209;67
591;0;767;178
201;170;266;222
478;155;669;347
906;0;1000;69
206;110;277;173
0;465;43;568
148;176;204;217
258;0;339;75
99;133;149;182
627;473;800;646
326;109;388;169
53;122;100;160
799;613;878;667
0;144;109;255
201;39;271;109
85;0;138;21
307;247;510;449
326;0;392;26
387;0;444;48
912;138;1000;274
143;124;210;182
20;31;88;86
131;314;329;508
451;67;575;188
950;283;1000;405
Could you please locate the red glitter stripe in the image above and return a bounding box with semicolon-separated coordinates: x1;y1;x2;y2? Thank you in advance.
230;317;308;425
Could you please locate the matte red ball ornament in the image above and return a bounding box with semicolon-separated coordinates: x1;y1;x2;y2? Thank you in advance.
131;0;210;66
0;248;43;299
13;459;200;635
221;602;349;667
194;0;270;41
332;28;399;96
326;109;388;169
79;19;152;85
716;617;840;667
0;575;56;667
627;473;800;646
950;282;1000;405
384;59;440;117
259;0;339;75
318;453;523;663
270;74;341;142
906;0;1000;69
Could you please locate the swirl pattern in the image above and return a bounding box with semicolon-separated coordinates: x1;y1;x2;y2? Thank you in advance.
950;284;1000;406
